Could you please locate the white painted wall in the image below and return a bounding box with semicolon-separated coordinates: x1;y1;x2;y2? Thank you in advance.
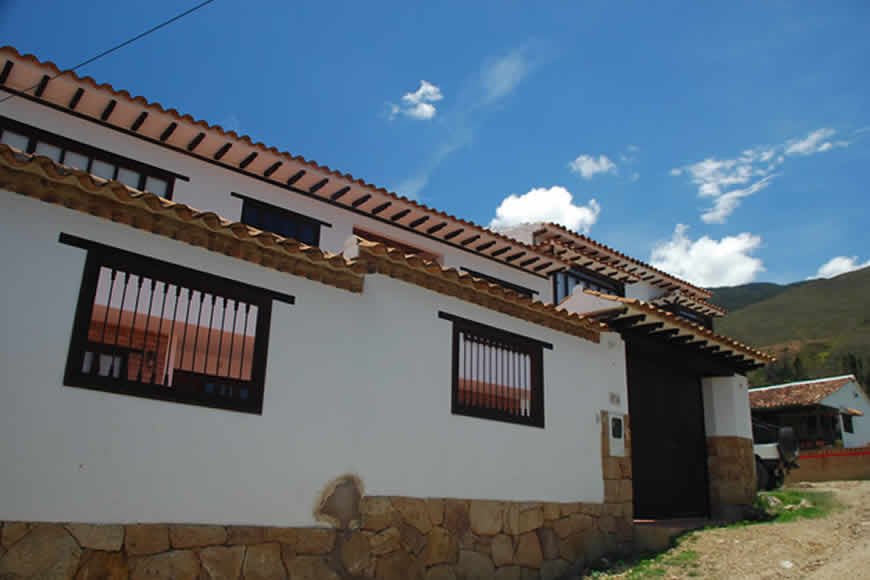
821;381;870;448
0;192;628;526
0;97;552;301
701;375;753;439
625;281;668;302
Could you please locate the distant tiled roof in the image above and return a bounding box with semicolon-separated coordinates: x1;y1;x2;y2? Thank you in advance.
749;375;858;410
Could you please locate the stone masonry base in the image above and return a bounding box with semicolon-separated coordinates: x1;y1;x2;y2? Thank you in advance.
0;493;632;579
706;435;756;520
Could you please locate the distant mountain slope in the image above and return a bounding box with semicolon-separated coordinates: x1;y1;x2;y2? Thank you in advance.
709;282;793;312
711;267;870;387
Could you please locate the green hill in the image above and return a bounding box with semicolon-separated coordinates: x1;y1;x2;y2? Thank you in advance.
708;282;793;312
710;267;870;387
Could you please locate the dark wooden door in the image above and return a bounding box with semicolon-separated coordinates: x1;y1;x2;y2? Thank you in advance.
627;345;710;519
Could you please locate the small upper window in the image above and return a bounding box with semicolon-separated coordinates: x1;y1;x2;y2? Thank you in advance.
117;167;142;188
553;269;623;304
240;196;323;246
0;129;29;151
0;115;180;199
90;159;115;180
35;141;62;162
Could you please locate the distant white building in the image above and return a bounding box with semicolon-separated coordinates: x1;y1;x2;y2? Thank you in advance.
750;375;870;449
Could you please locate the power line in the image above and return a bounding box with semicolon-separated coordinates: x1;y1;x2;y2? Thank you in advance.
0;0;218;105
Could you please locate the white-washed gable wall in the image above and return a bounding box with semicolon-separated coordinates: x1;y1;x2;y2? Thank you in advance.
821;382;870;448
0;96;552;300
0;192;627;526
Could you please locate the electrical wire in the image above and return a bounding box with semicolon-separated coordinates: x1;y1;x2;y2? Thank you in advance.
0;0;218;105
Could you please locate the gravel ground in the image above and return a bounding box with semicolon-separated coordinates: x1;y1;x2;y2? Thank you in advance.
591;481;870;579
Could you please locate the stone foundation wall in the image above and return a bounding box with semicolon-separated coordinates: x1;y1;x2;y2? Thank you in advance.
0;496;628;579
0;415;636;579
706;436;756;519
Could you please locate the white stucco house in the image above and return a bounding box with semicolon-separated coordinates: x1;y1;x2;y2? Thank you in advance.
0;45;772;578
750;375;870;449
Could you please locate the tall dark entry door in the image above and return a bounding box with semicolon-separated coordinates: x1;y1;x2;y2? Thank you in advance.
627;342;709;519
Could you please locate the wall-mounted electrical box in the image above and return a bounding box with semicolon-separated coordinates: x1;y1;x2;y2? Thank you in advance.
609;413;625;457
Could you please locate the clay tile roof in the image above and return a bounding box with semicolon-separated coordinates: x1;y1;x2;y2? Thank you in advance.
581;289;772;366
0;143;605;342
0;143;365;292
0;46;569;279
533;222;713;299
355;239;606;343
749;375;859;410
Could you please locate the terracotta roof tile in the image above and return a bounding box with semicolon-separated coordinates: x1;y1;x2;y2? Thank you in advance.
534;222;713;299
749;375;858;410
582;289;772;365
0;143;604;342
355;239;605;343
0;46;567;278
0;143;365;291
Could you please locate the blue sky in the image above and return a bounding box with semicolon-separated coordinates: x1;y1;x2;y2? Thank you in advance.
2;0;868;286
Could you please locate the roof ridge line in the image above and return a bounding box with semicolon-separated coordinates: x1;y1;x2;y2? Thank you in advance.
751;374;857;391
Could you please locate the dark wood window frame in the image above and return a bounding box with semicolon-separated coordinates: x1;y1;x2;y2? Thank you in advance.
0;115;186;199
439;311;550;428
843;414;854;434
460;268;538;298
60;233;293;414
552;267;624;304
232;192;330;247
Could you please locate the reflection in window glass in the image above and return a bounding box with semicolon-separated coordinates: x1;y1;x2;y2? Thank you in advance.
35;141;63;162
91;159;115;180
144;176;169;197
63;151;89;171
1;130;29;151
117;167;141;188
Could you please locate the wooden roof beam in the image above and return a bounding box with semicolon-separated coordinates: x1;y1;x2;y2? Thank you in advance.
286;170;306;185
390;208;411;221
131;112;148;132
351;193;371;207
68;87;84;110
187;132;206;152
263;161;282;177
330;187;351;201
239;152;258;169
309;178;329;193
100;99;116;121
371;201;392;215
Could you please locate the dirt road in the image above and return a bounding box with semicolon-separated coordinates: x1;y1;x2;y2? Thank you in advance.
600;481;870;579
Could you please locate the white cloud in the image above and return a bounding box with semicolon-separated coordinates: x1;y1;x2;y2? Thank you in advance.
815;256;870;279
671;128;849;223
569;154;617;179
481;47;531;103
784;128;840;156
489;186;600;233
649;224;765;287
388;80;443;121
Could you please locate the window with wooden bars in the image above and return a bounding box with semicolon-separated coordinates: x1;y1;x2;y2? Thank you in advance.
439;312;549;427
61;234;293;414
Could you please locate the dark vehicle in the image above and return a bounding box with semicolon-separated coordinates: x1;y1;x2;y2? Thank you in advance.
752;420;800;490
